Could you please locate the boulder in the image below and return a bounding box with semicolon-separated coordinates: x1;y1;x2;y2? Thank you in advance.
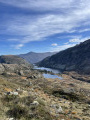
51;104;63;114
19;70;24;76
31;101;39;106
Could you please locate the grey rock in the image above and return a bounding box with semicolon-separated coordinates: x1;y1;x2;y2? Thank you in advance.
51;104;63;114
9;118;14;120
31;101;39;106
7;92;18;96
19;70;24;76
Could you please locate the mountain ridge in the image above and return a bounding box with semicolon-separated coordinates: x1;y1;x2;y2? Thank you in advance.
38;39;90;74
19;51;57;64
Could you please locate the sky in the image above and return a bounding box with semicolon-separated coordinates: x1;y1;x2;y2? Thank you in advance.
0;0;90;55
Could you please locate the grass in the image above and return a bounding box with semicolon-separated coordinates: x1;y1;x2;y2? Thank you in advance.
2;94;53;120
3;95;18;102
52;89;85;102
7;104;28;119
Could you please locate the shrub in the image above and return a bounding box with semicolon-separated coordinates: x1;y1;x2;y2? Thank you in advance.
52;89;85;102
7;104;28;119
36;105;52;120
3;95;17;102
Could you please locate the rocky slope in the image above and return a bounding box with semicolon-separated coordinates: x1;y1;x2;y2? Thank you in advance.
0;55;31;65
0;67;90;120
0;54;90;120
38;39;90;74
0;55;33;75
19;51;57;64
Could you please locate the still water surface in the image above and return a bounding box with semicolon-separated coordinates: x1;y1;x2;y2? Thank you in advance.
43;73;63;79
34;66;60;73
34;66;62;79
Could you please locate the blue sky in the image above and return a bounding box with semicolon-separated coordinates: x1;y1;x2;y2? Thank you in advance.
0;0;90;55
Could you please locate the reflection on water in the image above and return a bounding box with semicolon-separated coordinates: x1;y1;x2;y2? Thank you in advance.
43;74;63;79
34;66;62;79
34;66;60;74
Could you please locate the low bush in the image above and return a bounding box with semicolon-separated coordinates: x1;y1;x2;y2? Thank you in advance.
3;95;17;102
7;104;28;119
52;89;85;102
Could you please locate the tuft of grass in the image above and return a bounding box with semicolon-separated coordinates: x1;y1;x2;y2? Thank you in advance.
7;104;28;119
36;98;46;106
2;95;18;103
36;105;52;120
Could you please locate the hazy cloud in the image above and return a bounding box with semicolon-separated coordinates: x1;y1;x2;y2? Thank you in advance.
51;43;58;46
12;44;24;49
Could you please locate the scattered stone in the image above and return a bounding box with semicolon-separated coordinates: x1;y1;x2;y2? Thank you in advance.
16;88;20;91
7;91;18;96
31;101;39;106
51;104;63;114
19;70;24;76
28;81;32;86
8;118;14;120
56;106;63;114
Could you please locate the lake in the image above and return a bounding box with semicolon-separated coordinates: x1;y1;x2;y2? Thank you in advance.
34;66;63;79
43;73;63;79
34;66;60;74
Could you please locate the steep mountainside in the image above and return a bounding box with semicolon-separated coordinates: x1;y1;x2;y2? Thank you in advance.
19;52;57;64
38;39;90;74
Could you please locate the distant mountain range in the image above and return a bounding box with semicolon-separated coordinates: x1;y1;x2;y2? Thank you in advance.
38;39;90;74
19;52;57;64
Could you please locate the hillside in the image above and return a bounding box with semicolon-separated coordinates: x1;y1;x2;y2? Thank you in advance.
19;52;57;64
0;52;90;120
0;55;33;75
38;39;90;74
0;55;30;65
0;61;90;120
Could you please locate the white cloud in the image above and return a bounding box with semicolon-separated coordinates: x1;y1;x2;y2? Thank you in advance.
12;44;24;49
50;44;76;52
50;36;90;52
0;0;90;46
79;28;90;33
69;36;90;43
69;39;80;43
51;43;58;46
0;0;76;11
2;13;88;44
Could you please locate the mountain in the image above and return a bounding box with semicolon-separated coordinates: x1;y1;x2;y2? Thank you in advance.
19;52;57;64
38;39;90;74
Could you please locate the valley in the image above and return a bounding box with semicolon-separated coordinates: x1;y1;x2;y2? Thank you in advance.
0;55;90;120
0;40;90;120
1;1;90;120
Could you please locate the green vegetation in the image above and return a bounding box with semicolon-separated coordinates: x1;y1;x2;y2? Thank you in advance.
52;89;85;102
7;104;28;119
2;94;52;120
